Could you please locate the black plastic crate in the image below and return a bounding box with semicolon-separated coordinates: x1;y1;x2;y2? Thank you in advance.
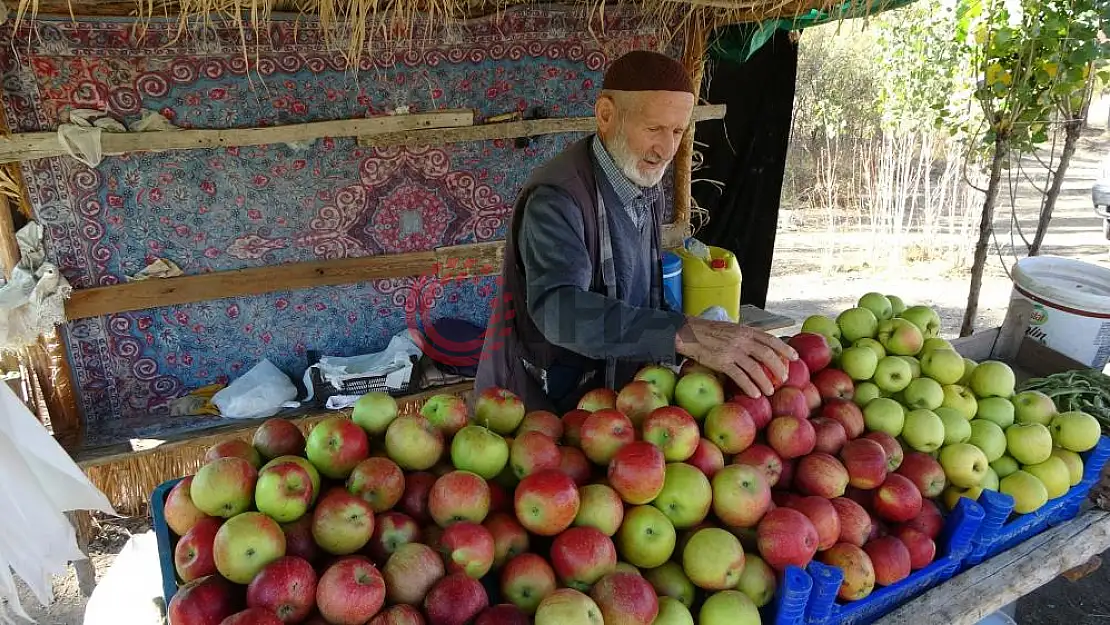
305;351;424;407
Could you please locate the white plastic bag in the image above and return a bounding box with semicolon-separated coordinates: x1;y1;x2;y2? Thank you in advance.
83;531;163;625
211;358;298;420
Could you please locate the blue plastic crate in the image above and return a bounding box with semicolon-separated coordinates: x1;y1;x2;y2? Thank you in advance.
151;476;186;606
963;435;1110;568
804;496;986;625
765;565;813;625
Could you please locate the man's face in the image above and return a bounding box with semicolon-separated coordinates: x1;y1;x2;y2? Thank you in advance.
597;90;695;187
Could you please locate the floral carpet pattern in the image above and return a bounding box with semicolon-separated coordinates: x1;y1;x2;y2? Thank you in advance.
0;7;684;440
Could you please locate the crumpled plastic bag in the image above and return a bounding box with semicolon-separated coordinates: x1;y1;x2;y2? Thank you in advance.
212;359;299;420
57;108;180;168
0;222;73;352
698;305;733;322
0;381;116;623
83;531;163;625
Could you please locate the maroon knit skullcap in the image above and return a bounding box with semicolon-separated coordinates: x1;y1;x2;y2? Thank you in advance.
602;50;694;94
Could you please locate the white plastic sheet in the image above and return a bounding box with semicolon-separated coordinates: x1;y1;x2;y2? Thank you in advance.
0;382;115;624
211;358;299;420
83;531;163;625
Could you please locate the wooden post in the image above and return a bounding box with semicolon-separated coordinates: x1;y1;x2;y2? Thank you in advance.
673;13;709;238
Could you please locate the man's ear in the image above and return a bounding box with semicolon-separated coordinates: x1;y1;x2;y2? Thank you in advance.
595;95;616;133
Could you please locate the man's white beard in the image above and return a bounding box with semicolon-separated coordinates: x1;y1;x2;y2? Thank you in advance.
609;130;667;188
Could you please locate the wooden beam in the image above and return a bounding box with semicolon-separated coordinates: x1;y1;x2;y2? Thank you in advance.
357;105;727;148
0;196;20;278
65;241;505;320
674;18;710;233
874;509;1110;625
0;110;475;165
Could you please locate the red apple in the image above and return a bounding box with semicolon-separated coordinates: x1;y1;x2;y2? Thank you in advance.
863;432;903;471
514;469;580;536
811;417;848;455
382;542;444;606
863;536;912;586
794;453;850;499
578;388;618;412
712;464;772;528
281;516;320;564
562;410;591;447
220;608;285;625
316;556;385;625
896;452;947;499
580;410;635;465
687;438;725;478
729;394;773;429
436;521;496;579
367;512;421;564
519;410;563;441
703;402;757;455
812;368;855;402
770;386;809;420
551;526;618;591
346;457;405;513
819;543;875;601
839;438;889;489
868;512;888;542
164;476;213;537
305;417;370;480
556;447;591;486
473;386;526;434
756;358;786;392
399;472;437;524
246;555;318;623
420;394;470;438
311;488;376;556
423;574;489;625
820;400;865;439
830;497;872;547
488;481;512;515
893;526;937;570
252;419;306;461
191;456;259;519
429;470;491;527
475;605;529;625
608;441;666;505
788;332;833;373
510;431;562;479
368;605;426;625
778;458;797;489
213;511;287;585
772;490;804;509
616;380;669;428
904;499;944;539
174;517;223;582
167;575;238;625
206;439;263;469
766;415;816;459
484;512;530;568
500;552;558;614
589;572;658;625
784;358;810;389
756;507;819;572
642;406;700;462
874;474;923;523
732;444;783;487
802;383;822;413
786;496;841;552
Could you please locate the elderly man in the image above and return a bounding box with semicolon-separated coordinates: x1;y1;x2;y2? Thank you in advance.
475;50;796;413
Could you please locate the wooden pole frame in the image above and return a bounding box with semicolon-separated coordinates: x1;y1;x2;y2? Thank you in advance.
673;14;710;240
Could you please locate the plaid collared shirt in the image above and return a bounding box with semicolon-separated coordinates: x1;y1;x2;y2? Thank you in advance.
591;135;663;231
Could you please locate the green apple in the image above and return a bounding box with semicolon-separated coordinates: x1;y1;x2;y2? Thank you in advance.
1023;456;1070;499
736;553;777;607
939;442;990;488
855;337;887;361
351;391;399;435
802;315;842;341
920;348;966;385
900;356;922;379
1006;423;1054;465
968;419;1007;462
959;358;978;386
1011;390;1058;426
942;484;984;509
699;590;761;625
903;377;944;410
682;528;746;590
654;596;695;625
858;292;894;322
863;398;906;436
644;561;696;607
635;365;679;402
976;397;1016;429
903;409;946;453
653;463;713;529
887;295;907;316
968;361;1016;399
941;385;978;420
981;466;1000;491
828;336;844;364
254;460;314;523
450;425;509;479
873;356;913;393
936;407;972;445
999;470;1049;514
675;372;725;421
898;305;942;339
1051;448;1084;486
617;505;676;569
876;318;925;356
212;511;287;584
837;307;879;343
1051;411;1103;452
840;346;880;381
920;337;954;356
990;455;1020;478
854;382;883;407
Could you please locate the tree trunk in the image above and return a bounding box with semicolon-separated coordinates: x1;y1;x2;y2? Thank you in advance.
1029;120;1082;256
960;136;1008;337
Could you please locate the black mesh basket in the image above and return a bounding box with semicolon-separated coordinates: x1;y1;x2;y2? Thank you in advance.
306;350;424;407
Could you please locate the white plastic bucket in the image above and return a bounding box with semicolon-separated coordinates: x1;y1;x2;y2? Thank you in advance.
1008;256;1110;368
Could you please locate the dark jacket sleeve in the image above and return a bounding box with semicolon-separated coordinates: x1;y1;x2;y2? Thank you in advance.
517;184;687;363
